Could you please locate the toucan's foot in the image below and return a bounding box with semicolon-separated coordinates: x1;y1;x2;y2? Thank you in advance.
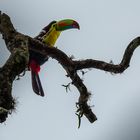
16;69;27;80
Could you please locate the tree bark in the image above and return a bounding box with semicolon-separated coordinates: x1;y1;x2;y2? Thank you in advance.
0;11;140;126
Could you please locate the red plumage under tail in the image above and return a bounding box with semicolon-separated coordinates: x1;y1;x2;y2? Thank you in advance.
29;60;45;97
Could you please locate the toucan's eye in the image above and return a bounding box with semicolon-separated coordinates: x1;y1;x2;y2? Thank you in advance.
52;24;56;28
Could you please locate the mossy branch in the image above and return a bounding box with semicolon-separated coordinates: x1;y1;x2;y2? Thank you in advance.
0;11;140;126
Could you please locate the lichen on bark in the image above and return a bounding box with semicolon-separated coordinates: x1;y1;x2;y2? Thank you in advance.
0;12;29;122
1;11;140;127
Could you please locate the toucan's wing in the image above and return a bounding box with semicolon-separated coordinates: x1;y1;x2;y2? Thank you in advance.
31;70;45;97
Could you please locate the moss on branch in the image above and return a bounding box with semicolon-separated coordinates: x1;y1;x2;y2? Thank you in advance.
0;12;29;122
0;11;140;127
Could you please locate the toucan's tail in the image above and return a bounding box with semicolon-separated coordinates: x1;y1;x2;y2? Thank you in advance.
31;70;44;97
29;60;45;97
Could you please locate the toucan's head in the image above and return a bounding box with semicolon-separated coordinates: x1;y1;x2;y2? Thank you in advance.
55;19;80;31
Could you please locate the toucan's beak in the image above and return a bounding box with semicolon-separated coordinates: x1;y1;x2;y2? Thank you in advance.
56;19;80;31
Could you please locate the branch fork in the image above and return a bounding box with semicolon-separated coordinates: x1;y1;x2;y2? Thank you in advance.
1;12;140;127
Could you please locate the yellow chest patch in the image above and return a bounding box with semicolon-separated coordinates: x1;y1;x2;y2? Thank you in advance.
42;27;61;47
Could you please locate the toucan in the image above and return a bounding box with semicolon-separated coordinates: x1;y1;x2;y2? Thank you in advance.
29;19;80;97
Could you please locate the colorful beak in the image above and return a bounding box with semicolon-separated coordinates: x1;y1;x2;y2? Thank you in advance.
56;19;80;31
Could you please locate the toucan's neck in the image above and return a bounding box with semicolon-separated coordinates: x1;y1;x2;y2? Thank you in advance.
42;27;61;46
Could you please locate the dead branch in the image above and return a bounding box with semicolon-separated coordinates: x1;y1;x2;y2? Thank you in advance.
0;11;140;126
73;37;140;73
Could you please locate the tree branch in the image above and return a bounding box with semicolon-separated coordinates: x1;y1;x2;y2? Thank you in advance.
0;12;29;122
73;37;140;73
28;38;97;124
0;11;140;127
